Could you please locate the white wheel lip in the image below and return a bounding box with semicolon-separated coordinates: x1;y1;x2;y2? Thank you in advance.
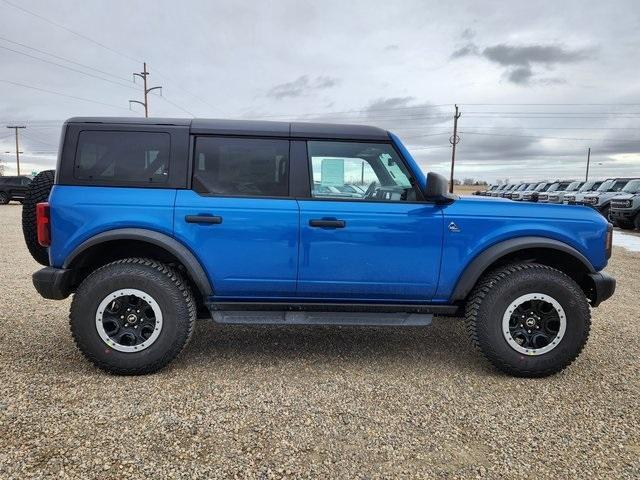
95;288;163;353
502;293;567;356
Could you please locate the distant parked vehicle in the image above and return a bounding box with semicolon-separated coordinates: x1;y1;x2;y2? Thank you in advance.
581;178;638;217
510;183;537;201
490;184;508;197
609;179;640;229
544;181;583;204
475;184;496;196
498;183;519;198
564;180;603;205
505;183;527;199
0;175;33;204
538;181;575;203
523;182;552;202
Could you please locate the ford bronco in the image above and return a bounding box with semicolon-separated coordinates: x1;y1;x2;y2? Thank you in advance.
26;117;615;377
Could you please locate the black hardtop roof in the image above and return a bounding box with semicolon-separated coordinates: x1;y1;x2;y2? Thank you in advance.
65;117;390;141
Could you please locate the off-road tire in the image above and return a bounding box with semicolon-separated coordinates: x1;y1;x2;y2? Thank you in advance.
0;192;8;204
70;258;196;375
634;212;640;230
22;170;55;265
465;263;591;377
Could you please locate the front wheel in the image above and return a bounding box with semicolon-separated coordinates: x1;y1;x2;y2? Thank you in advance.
465;263;591;377
70;258;196;375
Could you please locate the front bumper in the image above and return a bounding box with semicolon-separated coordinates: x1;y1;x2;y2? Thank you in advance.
586;271;616;307
609;209;636;222
33;267;74;300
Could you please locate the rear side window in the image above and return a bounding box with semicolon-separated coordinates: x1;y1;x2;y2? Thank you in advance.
193;137;289;197
74;131;170;183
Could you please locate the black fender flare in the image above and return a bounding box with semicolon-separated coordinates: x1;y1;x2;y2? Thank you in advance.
64;228;213;297
450;236;595;302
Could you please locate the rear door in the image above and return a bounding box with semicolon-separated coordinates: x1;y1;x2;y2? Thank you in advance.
296;140;444;301
174;136;299;298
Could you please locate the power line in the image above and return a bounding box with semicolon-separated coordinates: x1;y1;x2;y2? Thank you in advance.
0;35;133;83
459;131;640;142
20;131;58;148
0;0;141;65
0;79;140;113
159;95;195;117
0;44;141;91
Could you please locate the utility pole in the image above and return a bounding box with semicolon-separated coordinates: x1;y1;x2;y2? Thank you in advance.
585;147;591;181
6;125;26;176
130;62;162;117
448;104;461;193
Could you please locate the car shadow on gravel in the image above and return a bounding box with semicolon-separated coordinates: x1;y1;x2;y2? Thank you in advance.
173;316;491;375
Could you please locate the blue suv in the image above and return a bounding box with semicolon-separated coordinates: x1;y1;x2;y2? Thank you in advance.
28;117;615;377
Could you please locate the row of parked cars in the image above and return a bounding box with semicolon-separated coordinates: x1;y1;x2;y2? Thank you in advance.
476;177;640;230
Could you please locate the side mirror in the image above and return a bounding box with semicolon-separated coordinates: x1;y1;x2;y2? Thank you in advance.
425;172;455;204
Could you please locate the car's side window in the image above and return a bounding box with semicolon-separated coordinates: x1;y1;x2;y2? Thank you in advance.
307;141;417;202
74;130;170;184
193;137;289;197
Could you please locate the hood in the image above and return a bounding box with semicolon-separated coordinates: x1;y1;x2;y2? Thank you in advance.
609;193;637;201
584;191;623;199
449;195;606;223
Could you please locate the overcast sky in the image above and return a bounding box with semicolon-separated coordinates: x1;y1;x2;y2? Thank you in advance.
1;0;639;182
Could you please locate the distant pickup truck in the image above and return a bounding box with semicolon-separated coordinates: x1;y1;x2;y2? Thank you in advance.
24;117;615;377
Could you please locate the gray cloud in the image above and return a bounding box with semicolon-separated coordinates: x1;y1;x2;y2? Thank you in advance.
452;42;594;84
482;44;593;67
451;43;479;59
266;75;340;99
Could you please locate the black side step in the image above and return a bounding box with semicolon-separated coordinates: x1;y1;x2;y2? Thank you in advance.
210;311;433;326
206;302;460;315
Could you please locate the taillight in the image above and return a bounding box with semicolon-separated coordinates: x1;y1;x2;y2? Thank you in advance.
36;202;51;247
605;223;613;259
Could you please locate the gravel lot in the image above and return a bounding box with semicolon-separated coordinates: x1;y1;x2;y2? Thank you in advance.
0;203;638;479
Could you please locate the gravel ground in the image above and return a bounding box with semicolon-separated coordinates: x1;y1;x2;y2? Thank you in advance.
0;203;638;479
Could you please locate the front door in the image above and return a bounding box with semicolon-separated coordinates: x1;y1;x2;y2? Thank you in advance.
174;136;299;298
297;140;443;301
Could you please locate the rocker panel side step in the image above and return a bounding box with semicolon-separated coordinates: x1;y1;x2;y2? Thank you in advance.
210;310;433;326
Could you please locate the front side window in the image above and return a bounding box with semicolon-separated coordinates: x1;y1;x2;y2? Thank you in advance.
193;137;289;197
622;179;640;193
307;141;417;202
75;131;170;183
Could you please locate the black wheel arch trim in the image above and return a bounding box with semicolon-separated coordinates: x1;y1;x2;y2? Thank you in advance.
63;228;213;297
450;236;596;302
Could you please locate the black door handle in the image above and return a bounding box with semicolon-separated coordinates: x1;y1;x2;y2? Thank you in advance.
185;215;223;224
309;219;346;228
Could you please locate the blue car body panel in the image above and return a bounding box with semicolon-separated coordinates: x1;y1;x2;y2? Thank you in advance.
174;190;299;298
48;185;177;268
297;200;444;301
434;196;609;300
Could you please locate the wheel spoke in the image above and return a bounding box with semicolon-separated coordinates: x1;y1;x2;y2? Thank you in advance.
503;293;566;355
96;289;163;352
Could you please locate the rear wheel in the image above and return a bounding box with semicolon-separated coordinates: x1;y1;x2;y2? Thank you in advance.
0;192;8;204
22;170;55;265
465;263;591;377
70;258;196;375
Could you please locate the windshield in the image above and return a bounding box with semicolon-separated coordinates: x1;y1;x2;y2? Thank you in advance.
596;180;614;192
565;181;581;191
517;184;528;191
546;183;560;192
622;179;640;193
579;181;597;192
534;183;547;191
